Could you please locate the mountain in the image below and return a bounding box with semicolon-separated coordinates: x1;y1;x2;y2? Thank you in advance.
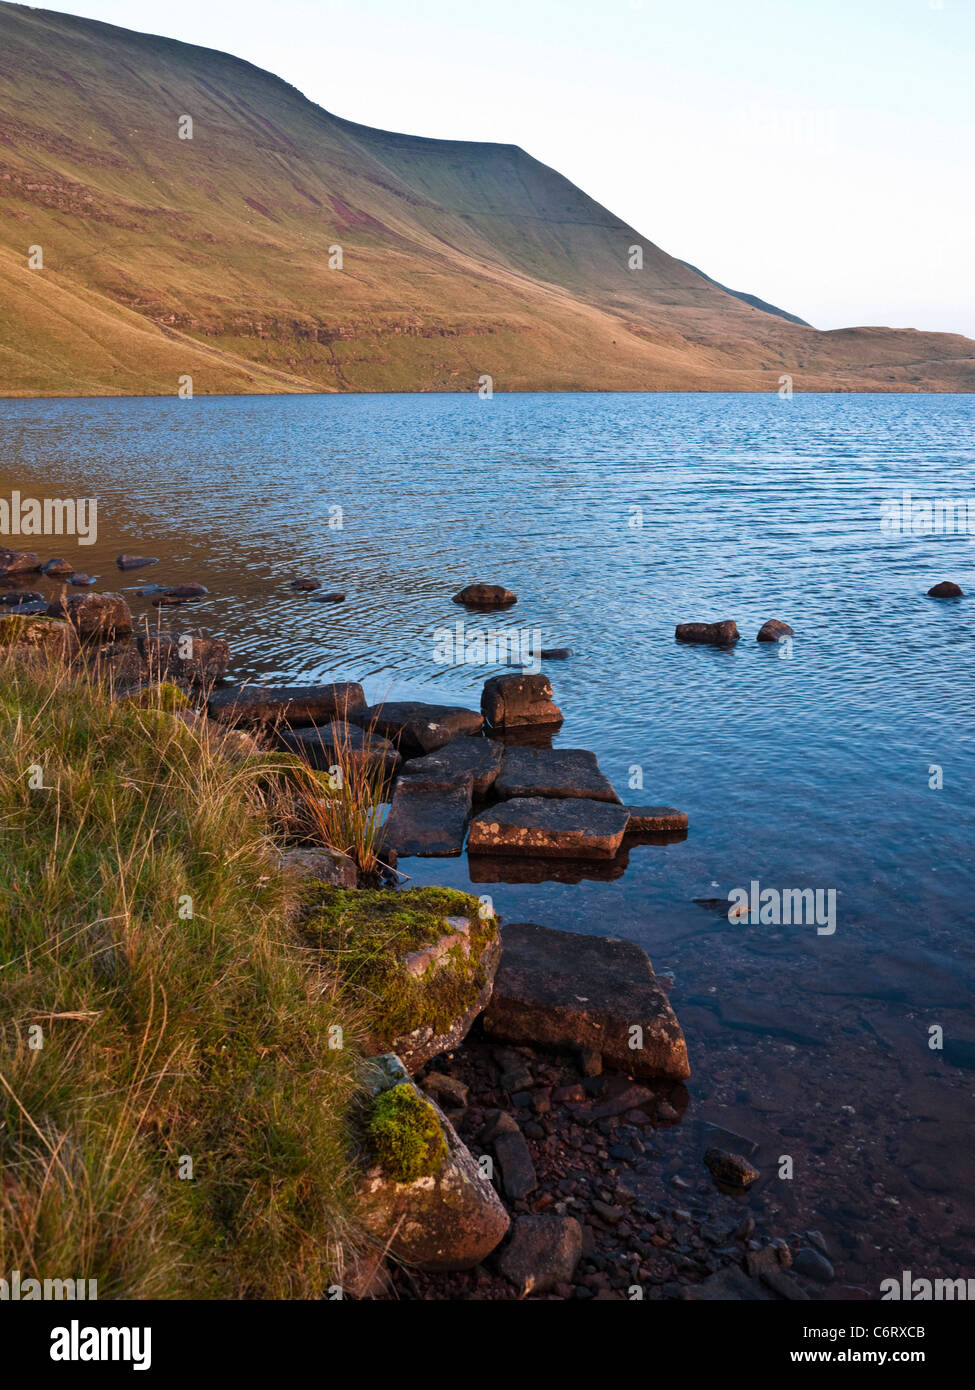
1;2;973;396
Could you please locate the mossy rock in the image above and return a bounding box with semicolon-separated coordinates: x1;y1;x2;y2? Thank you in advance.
0;614;80;659
367;1083;447;1183
304;885;501;1070
126;682;192;711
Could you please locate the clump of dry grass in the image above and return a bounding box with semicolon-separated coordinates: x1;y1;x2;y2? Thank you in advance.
285;720;394;879
0;650;367;1298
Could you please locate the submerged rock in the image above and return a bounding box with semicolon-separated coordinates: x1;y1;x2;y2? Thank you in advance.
468;796;629;860
927;580;963;598
704;1146;760;1189
481;673;563;730
356;1054;509;1272
494;746;621;804
453;582;517;607
116;554;159;571
0;547;41;575
0;590;45;608
310;591;346;603
756;618;795;642
482;921;690;1082
164;583;208;599
675;619;740;645
289;577;321;591
67;573;97;586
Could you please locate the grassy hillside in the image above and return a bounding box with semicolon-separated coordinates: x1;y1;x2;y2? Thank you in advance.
0;2;973;394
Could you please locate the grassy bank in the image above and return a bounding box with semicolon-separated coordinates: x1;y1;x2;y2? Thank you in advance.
0;650;366;1298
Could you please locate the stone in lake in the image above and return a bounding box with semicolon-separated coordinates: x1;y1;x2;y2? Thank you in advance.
481;673;563;729
357;1055;509;1272
352;700;483;756
40;558;74;577
0;547;41;575
137;633;231;686
398;737;503;798
452;582;517;607
116;554;159;571
482;921;690;1082
675;619;740;645
277;720;400;783
756;618;795;642
289;578;321;591
704;1146;760;1189
494;746;621;804
207;681;366;728
927;580;963;598
68;573;97;586
624;804;688;832
495;1214;583;1296
310;591;346;603
468;796;628;860
164;583;208;599
0;590;45;608
47;591;133;639
381;776;473;857
0;614;81;660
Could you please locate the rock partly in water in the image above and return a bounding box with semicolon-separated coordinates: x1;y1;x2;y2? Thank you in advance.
356;1054;509;1273
704;1146;760;1189
481;673;563;730
207;681;366;728
0;547;41;575
452;582;517;608
468;797;629;860
756;619;795;642
47;591;133;640
137;633;231;687
495;1214;583;1296
482;921;691;1082
277;720;401;784
289;578;321;591
40;558;74;577
352;700;483;756
381;776;473;857
0;590;45;608
398;736;503;798
311;591;346;603
67;573;97;586
675;620;740;645
164;583;208;599
494;746;621;804
116;554;159;571
927;580;963;598
623;804;688;832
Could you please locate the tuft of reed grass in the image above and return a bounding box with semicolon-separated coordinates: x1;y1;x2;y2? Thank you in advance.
285;718;394;879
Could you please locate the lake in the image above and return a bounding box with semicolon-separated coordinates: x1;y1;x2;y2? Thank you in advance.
3;389;974;1290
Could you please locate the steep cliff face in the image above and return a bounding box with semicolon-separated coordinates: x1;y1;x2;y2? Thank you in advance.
0;2;972;395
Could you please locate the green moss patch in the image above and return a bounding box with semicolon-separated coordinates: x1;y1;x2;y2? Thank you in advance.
368;1083;447;1183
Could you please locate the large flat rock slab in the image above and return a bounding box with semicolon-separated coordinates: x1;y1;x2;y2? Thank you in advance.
483;922;690;1082
352;700;483;756
208;681;365;728
495;746;621;804
623;804;688;832
400;737;503;797
277;720;400;783
381;777;473;857
468;797;628;860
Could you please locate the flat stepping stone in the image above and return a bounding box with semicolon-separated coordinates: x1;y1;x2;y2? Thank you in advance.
481;673;562;729
381;778;473;857
352;700;483;756
467;796;628;860
400;737;502;797
482;921;690;1082
495;747;621;804
278;720;400;782
208;681;365;728
624;804;688;832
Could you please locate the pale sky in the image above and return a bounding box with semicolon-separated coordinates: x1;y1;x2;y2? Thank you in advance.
33;0;975;338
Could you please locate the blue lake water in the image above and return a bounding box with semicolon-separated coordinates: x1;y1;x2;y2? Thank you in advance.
3;390;973;1287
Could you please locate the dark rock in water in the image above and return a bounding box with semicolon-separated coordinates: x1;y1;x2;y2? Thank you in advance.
116;554;159;571
704;1146;759;1188
164;583;208;599
352;700;483;756
482;921;690;1082
68;573;97;586
0;590;45;607
207;681;366;728
693;897;730;913
495;746;621;804
277;720;400;784
927;580;963;598
675;620;740;645
468;850;630;885
381;777;473;857
310;591;346;603
624;805;688;832
0;547;41;575
492;1127;537;1200
495;1214;582;1295
756;618;795;642
792;1247;835;1284
47;591;132;639
468;796;628;860
40;558;74;577
398;736;503;798
289;578;321;591
152;596;190;607
539;647;572;660
137;633;231;687
452;582;517;608
481;673;563;729
134;584;167;595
